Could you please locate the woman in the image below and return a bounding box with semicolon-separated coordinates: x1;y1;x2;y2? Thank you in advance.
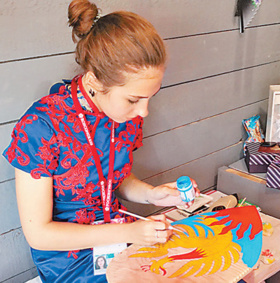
3;0;199;282
95;256;107;270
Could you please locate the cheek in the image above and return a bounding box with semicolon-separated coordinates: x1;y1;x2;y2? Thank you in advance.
116;101;134;114
106;96;135;119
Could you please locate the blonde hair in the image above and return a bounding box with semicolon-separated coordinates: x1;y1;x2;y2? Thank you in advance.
68;0;166;91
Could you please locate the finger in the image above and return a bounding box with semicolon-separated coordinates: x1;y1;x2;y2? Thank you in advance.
149;215;171;230
155;220;171;231
185;200;195;207
181;200;192;208
190;178;198;188
164;182;181;193
155;229;172;243
195;187;200;197
164;181;177;189
149;214;166;222
146;216;166;230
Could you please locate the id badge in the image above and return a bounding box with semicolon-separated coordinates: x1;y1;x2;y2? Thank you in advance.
93;217;127;275
93;243;127;275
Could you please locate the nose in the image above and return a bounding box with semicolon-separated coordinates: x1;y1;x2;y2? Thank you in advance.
137;101;149;118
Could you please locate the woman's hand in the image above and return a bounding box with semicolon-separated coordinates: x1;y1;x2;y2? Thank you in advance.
127;214;172;246
147;179;200;208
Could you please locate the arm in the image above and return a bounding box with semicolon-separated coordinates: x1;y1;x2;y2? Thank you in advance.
117;173;200;207
117;173;154;204
15;169;171;250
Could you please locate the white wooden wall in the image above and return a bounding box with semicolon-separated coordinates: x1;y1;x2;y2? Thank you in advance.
1;1;280;282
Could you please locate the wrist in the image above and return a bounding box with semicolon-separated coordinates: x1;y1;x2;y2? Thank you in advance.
145;186;154;204
122;222;138;244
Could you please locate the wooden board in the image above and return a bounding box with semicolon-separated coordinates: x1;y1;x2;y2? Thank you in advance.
1;0;280;61
145;61;280;137
164;25;280;87
0;55;81;124
0;228;35;282
0;180;20;234
133;100;268;180
0;123;16;182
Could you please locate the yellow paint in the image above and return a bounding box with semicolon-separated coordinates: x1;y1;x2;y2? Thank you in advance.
129;215;242;278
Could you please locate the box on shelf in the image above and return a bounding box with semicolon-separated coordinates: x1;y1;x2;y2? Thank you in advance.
245;142;280;173
266;160;280;189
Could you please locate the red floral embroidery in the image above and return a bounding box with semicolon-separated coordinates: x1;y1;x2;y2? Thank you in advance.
133;116;143;150
68;250;80;259
31;135;59;179
66;113;83;133
5;114;38;166
73;182;101;206
5;83;143;243
74;208;97;224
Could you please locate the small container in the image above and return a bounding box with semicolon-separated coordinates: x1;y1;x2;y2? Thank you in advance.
176;176;195;203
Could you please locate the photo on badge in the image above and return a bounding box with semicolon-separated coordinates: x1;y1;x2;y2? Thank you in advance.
94;254;108;275
93;243;127;275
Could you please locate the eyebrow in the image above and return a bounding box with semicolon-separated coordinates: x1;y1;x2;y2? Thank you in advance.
129;85;162;99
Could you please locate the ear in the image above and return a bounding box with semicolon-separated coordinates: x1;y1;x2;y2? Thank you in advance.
83;71;104;93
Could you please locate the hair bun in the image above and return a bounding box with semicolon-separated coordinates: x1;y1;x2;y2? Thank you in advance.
68;0;98;42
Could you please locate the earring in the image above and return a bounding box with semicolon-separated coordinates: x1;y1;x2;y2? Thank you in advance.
89;89;95;97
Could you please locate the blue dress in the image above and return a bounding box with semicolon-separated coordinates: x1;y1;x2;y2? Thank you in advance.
3;77;143;282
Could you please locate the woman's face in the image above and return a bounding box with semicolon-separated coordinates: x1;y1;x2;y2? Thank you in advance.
98;257;105;268
92;66;165;123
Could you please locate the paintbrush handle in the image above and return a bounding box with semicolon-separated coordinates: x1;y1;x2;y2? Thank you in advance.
118;209;149;222
238;197;247;207
118;209;184;233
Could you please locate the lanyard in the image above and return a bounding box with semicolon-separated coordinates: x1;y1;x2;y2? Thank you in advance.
71;76;115;223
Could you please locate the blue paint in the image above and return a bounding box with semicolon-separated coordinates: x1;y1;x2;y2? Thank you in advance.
176;176;195;202
171;211;262;268
231;223;262;268
172;214;215;238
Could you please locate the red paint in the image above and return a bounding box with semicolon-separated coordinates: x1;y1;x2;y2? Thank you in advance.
169;248;205;261
206;206;262;240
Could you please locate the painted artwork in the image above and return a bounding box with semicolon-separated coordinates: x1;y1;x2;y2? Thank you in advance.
107;206;262;283
265;86;280;142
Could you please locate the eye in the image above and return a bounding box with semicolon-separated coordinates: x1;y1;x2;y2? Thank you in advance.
128;99;139;104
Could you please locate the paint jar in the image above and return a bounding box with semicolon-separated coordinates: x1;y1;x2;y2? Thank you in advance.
176;176;195;203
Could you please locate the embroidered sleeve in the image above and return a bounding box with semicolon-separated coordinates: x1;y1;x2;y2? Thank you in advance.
132;116;143;151
3;114;59;179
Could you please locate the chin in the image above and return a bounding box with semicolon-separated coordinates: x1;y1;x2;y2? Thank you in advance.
116;117;135;123
110;115;136;123
125;117;137;122
112;118;127;123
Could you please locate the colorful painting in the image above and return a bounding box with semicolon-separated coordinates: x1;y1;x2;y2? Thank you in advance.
107;206;262;283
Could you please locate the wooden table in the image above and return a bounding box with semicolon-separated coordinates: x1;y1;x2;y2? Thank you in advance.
243;212;280;283
161;190;280;283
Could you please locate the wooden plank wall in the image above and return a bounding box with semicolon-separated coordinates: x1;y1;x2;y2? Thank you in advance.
1;0;280;282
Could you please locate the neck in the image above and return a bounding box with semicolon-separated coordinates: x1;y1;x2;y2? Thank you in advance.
81;75;102;112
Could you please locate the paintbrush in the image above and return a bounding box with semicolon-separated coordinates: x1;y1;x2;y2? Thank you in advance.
118;209;186;234
237;197;247;207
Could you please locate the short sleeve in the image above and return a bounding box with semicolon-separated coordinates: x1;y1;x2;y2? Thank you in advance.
3;114;59;179
132;116;143;151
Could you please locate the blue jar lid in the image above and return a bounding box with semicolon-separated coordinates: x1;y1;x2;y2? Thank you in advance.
176;176;192;189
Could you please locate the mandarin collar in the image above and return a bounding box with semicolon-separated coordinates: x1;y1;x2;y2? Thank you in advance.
76;75;106;118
